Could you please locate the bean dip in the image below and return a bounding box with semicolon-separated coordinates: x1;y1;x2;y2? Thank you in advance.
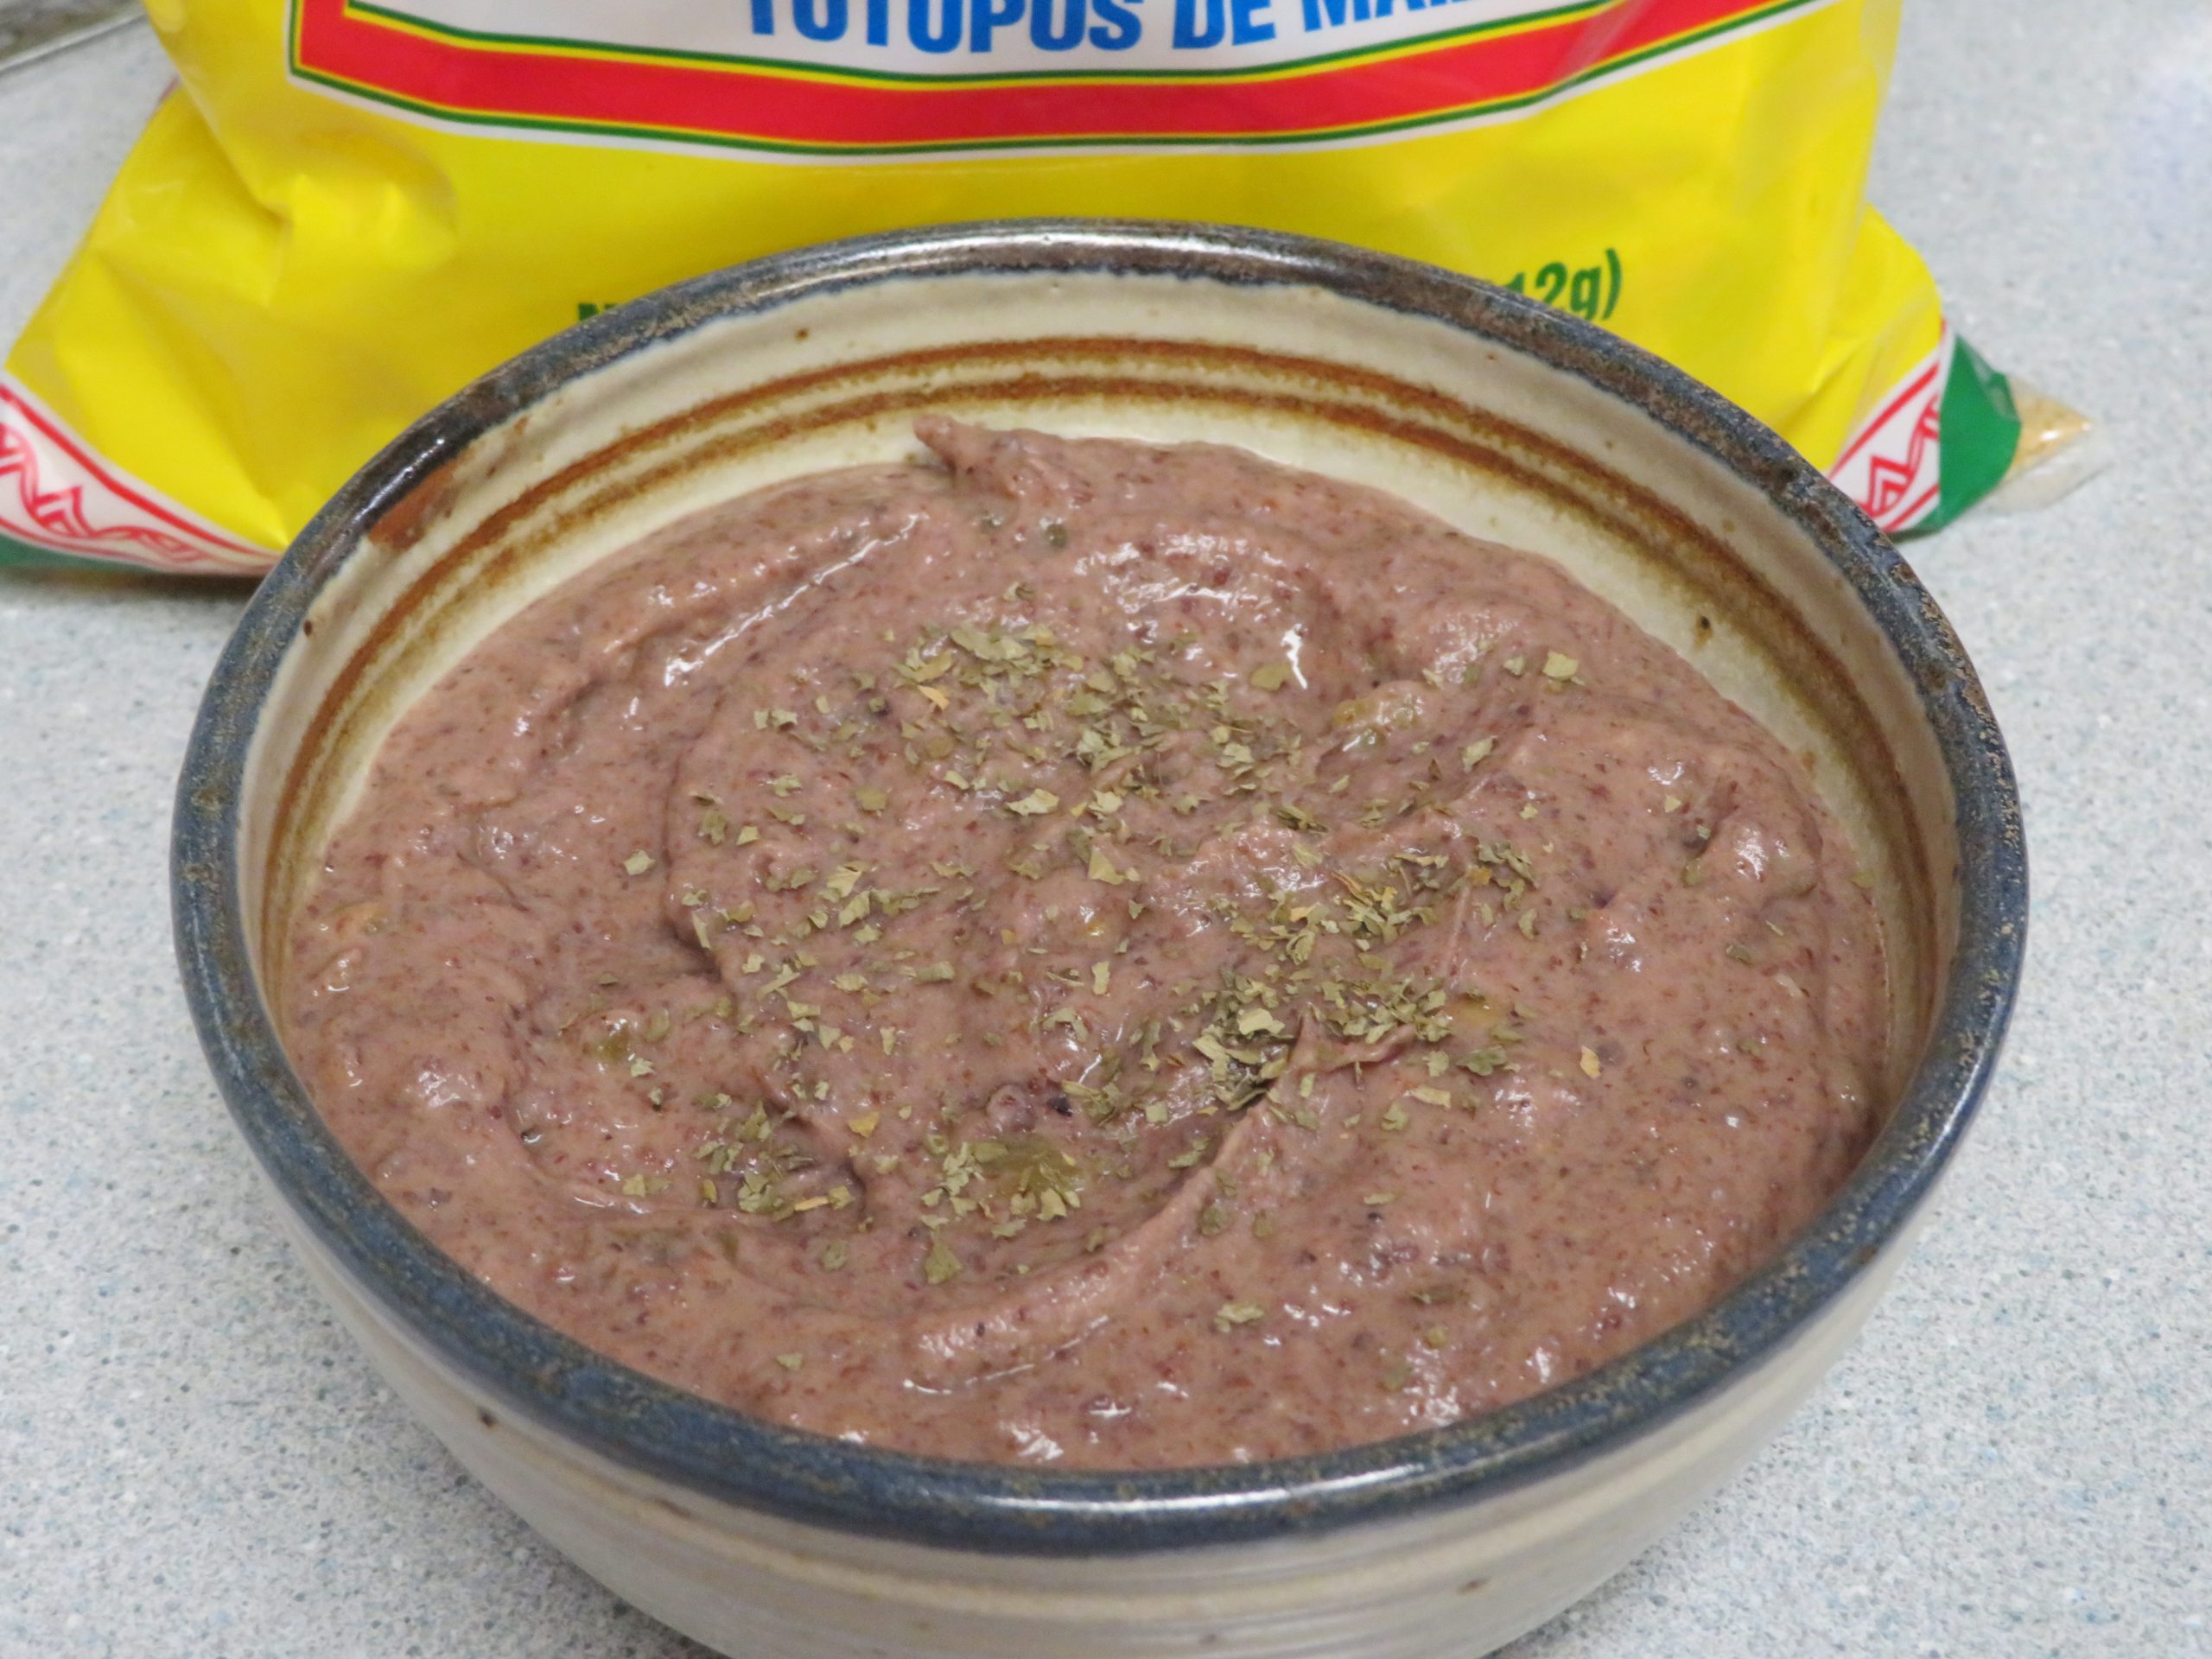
283;420;1886;1468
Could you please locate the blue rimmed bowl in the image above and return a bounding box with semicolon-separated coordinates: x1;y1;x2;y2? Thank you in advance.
174;219;2024;1658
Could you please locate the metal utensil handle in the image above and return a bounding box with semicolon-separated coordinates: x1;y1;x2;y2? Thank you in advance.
0;0;143;79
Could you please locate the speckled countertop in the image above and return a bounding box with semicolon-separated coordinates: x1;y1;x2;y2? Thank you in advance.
3;4;2207;1654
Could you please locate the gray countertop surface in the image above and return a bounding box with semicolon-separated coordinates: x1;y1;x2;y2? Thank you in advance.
3;3;2207;1654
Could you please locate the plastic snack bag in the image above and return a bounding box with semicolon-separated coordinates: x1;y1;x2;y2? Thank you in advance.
3;0;2066;572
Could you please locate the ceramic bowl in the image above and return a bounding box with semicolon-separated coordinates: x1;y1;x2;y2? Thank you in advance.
174;219;2025;1658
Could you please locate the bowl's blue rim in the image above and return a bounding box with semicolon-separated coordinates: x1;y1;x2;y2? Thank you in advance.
173;218;2026;1556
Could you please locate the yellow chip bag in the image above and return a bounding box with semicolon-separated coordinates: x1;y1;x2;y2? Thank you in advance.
3;0;2035;572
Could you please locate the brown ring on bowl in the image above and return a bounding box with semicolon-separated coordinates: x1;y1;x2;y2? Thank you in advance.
264;336;1936;1082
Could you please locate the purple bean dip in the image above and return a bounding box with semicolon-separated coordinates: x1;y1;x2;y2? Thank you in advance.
282;421;1886;1468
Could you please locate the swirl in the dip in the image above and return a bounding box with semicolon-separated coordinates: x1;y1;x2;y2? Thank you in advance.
283;421;1885;1468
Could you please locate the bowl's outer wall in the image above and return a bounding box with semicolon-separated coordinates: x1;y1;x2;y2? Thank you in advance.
173;221;2026;1567
271;1174;1937;1658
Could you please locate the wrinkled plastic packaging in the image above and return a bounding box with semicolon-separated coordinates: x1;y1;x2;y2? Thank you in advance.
2;0;2080;572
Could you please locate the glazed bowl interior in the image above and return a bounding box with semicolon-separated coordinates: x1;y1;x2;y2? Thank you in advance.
178;219;2022;1553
